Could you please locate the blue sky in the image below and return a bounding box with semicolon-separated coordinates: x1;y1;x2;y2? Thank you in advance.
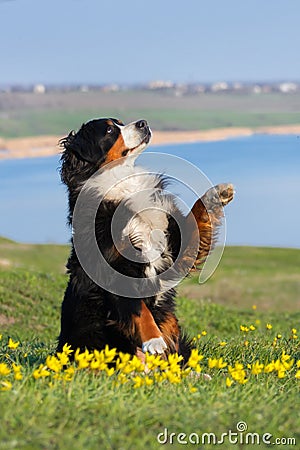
1;0;299;84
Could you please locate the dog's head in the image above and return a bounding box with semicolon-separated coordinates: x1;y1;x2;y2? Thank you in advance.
60;118;151;188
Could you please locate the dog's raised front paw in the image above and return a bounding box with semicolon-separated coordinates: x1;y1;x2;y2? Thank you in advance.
142;336;167;354
202;183;235;212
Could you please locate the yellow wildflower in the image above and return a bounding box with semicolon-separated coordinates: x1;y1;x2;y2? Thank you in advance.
105;367;115;377
292;328;297;334
103;346;117;363
8;338;20;349
219;341;227;347
208;357;227;369
251;361;264;375
187;349;203;369
0;363;11;376
46;355;62;373
297;360;300;368
252;305;257;310
33;364;51;379
0;334;2;340
189;384;198;393
226;377;233;387
228;362;248;384
0;380;12;391
295;370;300;379
240;325;249;333
201;331;207;336
117;373;129;384
249;325;256;331
164;370;182;384
266;323;272;330
63;367;75;381
62;343;74;356
12;364;23;381
132;375;144;388
144;376;153;386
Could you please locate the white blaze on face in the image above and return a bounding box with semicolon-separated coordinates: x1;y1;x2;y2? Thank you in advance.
116;121;151;154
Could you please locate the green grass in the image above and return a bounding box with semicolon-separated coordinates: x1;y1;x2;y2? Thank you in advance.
1;91;300;137
0;239;300;449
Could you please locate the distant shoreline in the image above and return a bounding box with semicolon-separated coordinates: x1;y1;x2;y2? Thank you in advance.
0;124;299;160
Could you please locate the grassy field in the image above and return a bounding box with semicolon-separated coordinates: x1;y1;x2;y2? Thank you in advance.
1;91;300;137
0;237;299;449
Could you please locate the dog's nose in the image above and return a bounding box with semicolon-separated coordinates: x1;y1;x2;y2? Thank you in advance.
135;119;148;129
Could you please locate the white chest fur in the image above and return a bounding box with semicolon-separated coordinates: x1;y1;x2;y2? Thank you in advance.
85;162;174;278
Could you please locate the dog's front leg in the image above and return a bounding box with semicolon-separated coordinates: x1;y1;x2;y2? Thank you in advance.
133;301;167;355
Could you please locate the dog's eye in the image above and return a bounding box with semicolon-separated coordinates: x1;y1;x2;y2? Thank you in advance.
107;126;113;134
122;150;129;157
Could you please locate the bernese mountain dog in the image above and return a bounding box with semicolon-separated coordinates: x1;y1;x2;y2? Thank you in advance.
57;118;234;362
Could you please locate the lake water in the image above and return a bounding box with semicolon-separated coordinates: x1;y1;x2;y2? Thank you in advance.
0;134;299;248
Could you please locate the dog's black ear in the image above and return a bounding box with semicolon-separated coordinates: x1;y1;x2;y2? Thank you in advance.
59;128;105;164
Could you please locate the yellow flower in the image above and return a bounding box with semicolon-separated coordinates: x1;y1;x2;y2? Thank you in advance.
103;346;117;363
228;362;248;384
251;361;264;375
132;375;144;388
105;366;115;377
46;355;62;373
252;305;257;310
8;338;20;349
292;335;298;340
187;349;203;370
12;364;23;381
0;334;2;340
297;360;300;368
0;363;11;376
56;351;70;366
189;384;198;393
63;367;75;381
74;349;93;369
208;357;227;369
33;364;51;379
266;323;272;330
292;328;297;334
117;373;129;384
144;376;153;386
276;334;282;339
295;370;300;379
240;325;249;333
219;341;227;347
201;331;207;336
164;370;182;384
226;377;233;387
249;325;256;331
0;380;12;391
62;343;74;356
244;340;249;347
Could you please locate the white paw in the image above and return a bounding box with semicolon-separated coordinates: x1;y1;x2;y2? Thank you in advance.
142;337;167;354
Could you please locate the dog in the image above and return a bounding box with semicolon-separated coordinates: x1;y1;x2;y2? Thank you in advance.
57;118;234;362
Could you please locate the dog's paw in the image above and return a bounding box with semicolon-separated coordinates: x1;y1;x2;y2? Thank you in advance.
142;337;167;355
202;183;235;212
